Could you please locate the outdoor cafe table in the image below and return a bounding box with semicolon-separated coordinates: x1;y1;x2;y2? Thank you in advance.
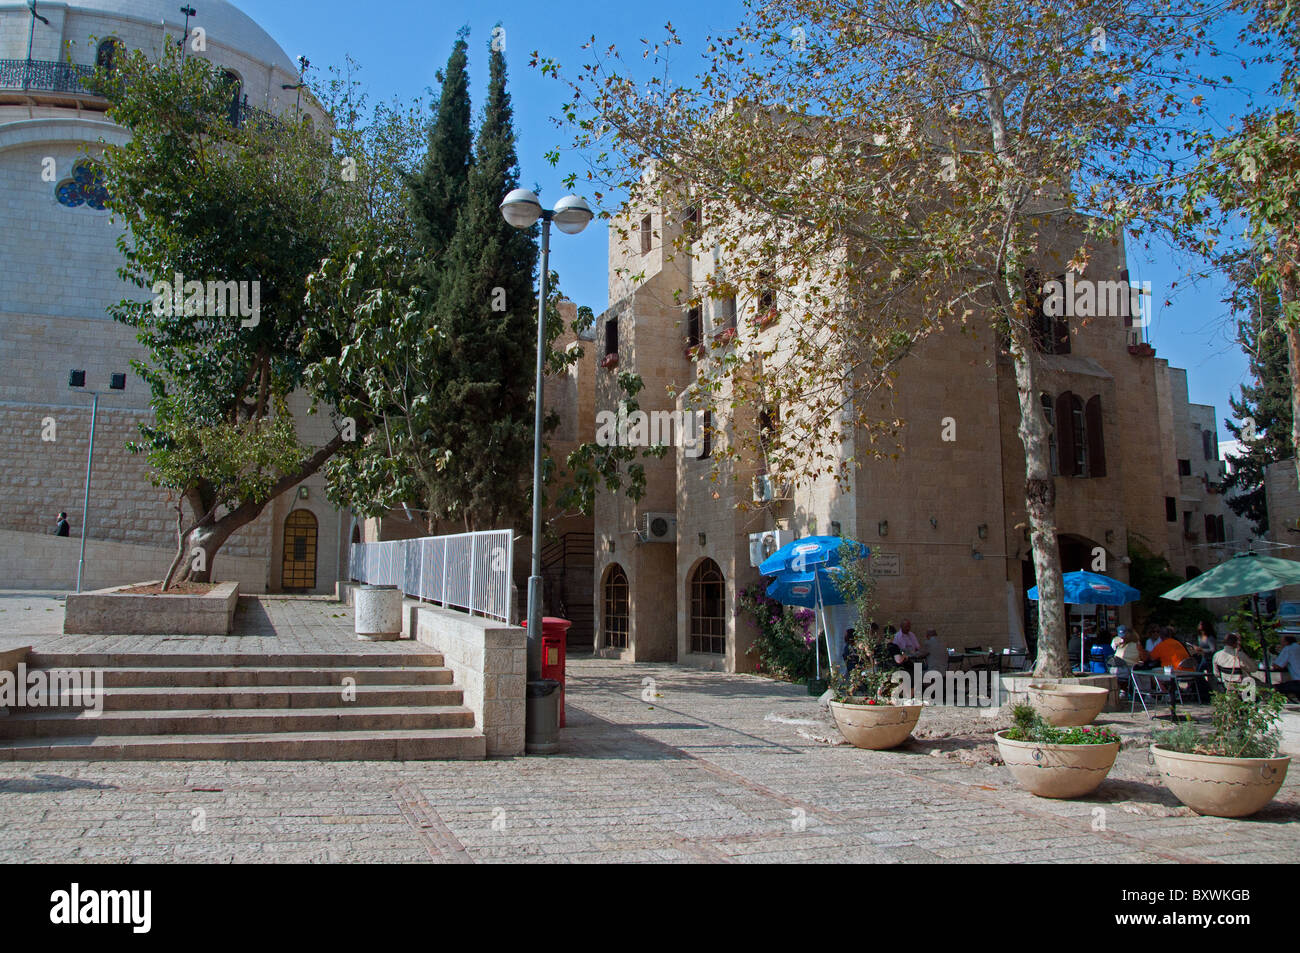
1140;668;1209;719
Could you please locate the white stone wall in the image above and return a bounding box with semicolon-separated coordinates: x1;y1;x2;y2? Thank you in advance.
414;605;526;757
0;528;267;592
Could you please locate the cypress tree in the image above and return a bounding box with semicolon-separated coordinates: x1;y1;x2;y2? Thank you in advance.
1225;278;1294;534
407;30;472;263
424;35;540;529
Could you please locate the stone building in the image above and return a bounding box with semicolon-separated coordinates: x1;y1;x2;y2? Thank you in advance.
0;0;346;594
589;193;1234;672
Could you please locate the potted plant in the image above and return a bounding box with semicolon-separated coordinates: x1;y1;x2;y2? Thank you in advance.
827;665;923;750
995;703;1121;798
1152;685;1290;817
1025;682;1110;726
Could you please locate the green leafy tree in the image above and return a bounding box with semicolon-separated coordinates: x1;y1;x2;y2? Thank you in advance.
97;45;365;588
547;0;1222;676
1224;267;1294;533
407;31;472;267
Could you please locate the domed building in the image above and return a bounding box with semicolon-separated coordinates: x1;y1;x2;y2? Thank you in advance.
0;0;348;594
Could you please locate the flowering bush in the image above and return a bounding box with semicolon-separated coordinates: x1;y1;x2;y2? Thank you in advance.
1005;703;1120;745
739;587;815;681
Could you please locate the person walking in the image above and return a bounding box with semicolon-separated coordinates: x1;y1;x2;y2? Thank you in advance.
54;512;70;537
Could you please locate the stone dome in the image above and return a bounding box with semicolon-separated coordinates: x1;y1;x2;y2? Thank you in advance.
60;0;298;76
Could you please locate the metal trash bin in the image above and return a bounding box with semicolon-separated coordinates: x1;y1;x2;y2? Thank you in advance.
525;679;561;755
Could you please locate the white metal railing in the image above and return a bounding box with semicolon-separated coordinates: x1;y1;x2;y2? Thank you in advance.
349;530;514;624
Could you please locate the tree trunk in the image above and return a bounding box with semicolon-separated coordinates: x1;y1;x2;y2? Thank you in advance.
1009;323;1071;677
1282;269;1300;495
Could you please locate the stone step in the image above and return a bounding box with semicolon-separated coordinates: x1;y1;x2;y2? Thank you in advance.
28;683;464;711
28;651;444;670
0;728;487;761
0;705;475;738
29;665;455;689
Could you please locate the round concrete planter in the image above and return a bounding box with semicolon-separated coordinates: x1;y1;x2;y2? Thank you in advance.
354;585;403;641
1151;745;1290;818
1026;683;1109;727
829;700;923;750
994;731;1119;798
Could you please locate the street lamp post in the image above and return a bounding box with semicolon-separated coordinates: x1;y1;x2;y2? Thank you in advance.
499;189;594;679
24;1;50;92
70;371;126;593
179;5;197;64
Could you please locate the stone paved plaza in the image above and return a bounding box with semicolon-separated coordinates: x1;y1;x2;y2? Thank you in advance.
0;593;1297;863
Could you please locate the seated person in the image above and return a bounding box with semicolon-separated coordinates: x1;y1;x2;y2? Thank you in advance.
1110;625;1128;652
1143;628;1191;670
924;629;948;673
1270;634;1300;698
842;628;862;673
1111;631;1142;670
894;619;923;660
1212;633;1258;683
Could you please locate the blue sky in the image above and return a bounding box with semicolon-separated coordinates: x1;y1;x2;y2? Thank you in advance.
236;0;1254;437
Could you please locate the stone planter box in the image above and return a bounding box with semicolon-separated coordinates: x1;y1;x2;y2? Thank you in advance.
829;700;923;750
64;581;239;635
354;585;403;641
1002;674;1119;712
1025;683;1109;726
995;731;1119;798
1152;745;1290;818
1281;707;1300;757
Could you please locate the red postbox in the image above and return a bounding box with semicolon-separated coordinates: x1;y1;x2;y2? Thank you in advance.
524;616;571;727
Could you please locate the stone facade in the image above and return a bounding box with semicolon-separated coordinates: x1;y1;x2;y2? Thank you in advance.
591;193;1233;673
0;1;346;595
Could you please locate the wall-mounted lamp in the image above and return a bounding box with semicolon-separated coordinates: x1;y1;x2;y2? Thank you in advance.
830;521;841;538
698;532;707;547
930;517;938;530
298;487;310;500
977;523;988;540
972;549;984;561
878;520;889;537
1105;529;1115;545
808;516;818;535
606;536;615;553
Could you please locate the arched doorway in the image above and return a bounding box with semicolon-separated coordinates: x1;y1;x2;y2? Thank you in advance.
282;509;318;591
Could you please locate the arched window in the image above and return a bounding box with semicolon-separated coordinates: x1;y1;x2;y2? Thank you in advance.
56;160;110;210
602;564;629;649
221;70;243;126
689;558;726;655
96;38;123;75
1040;393;1058;476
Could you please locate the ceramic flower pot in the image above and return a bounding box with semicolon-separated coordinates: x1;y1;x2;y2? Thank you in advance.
1151;745;1290;818
829;700;923;750
1025;683;1110;727
994;730;1119;798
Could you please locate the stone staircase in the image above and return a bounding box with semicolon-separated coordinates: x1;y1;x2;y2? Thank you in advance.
0;650;486;761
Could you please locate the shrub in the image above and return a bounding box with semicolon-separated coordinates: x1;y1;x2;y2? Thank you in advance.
1155;685;1284;759
1004;702;1120;745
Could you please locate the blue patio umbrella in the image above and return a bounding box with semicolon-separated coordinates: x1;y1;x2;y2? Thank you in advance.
1028;571;1141;670
759;535;868;577
762;539;867;679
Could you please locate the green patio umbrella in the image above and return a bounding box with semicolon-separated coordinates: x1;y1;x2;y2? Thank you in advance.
1160;552;1300;686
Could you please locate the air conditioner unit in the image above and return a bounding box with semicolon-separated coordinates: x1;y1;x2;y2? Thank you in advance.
749;530;790;568
639;512;677;543
752;475;792;503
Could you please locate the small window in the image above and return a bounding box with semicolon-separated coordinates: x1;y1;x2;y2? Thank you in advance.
1028;270;1070;354
1165;497;1177;522
96;38;123;75
1183;511;1193;534
686;307;701;350
1205;514;1219;544
715;295;737;330
701;410;713;460
1202;430;1216;461
604;318;618;357
221;70;243;126
639;215;653;255
1178;459;1191;476
1070;396;1088;477
1041;393;1058;476
1217;514;1226;541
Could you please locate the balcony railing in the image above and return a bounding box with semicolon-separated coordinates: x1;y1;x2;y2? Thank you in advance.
0;58;100;96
